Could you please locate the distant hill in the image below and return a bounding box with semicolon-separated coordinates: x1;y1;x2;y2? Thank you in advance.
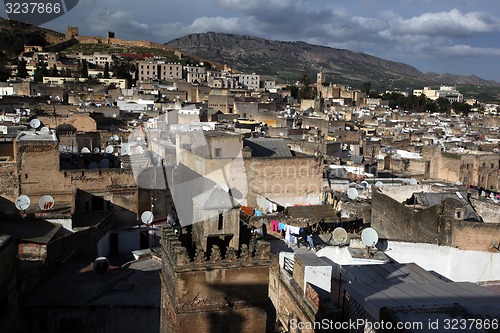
0;18;63;57
166;32;500;89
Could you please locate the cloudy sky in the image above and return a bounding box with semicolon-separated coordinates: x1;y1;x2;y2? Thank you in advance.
8;0;500;81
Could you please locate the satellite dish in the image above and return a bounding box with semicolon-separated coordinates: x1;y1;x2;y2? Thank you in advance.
30;119;41;129
112;135;119;141
409;178;417;185
81;147;91;154
455;181;462;186
424;140;429;145
89;162;98;169
121;143;130;155
167;211;177;225
40;127;50;134
251;223;267;239
347;188;358;200
105;145;114;154
93;257;110;278
39;195;55;210
375;181;384;187
279;132;284;137
99;159;110;168
332;227;348;244
141;210;154;225
15;195;31;211
360;181;369;189
135;146;144;154
361;228;379;247
93;147;100;154
112;113;117;118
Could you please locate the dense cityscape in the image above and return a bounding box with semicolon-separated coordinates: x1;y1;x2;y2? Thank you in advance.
0;25;499;333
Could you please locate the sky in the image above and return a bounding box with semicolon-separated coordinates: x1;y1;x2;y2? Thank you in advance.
4;0;500;81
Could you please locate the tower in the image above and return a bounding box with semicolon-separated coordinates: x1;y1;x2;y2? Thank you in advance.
317;67;325;86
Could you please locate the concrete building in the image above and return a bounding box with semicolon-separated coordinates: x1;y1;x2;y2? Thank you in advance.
413;85;464;103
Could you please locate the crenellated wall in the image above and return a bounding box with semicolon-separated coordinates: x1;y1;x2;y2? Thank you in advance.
160;226;270;333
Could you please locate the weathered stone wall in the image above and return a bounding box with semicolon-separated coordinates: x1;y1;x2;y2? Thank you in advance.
371;189;441;244
160;227;270;333
470;198;499;224
372;190;500;251
0;162;18;202
451;221;500;252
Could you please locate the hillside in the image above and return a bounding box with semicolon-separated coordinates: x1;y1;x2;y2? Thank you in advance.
167;32;500;89
0;18;64;56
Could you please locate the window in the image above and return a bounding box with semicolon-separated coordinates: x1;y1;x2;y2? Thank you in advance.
215;148;222;157
491;164;495;168
218;213;223;230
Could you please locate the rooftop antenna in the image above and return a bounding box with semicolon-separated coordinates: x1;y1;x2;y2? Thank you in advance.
30;118;41;130
347;188;359;200
121;143;131;156
361;227;379;257
15;195;31;211
38;195;55;210
141;210;154;248
332;227;348;246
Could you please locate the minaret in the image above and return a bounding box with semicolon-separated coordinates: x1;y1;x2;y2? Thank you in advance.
317;67;325;85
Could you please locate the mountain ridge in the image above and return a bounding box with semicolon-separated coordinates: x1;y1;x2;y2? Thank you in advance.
166;32;500;88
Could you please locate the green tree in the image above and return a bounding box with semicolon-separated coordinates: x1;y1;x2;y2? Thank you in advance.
103;62;110;79
362;82;372;96
33;64;48;82
17;59;28;78
48;64;58;77
297;72;316;100
435;97;451;113
80;59;89;78
452;101;471;115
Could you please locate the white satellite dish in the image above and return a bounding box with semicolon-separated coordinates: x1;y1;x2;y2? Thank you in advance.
81;147;91;154
30;119;41;129
409;178;417;185
360;181;369;189
279;132;284;137
105;145;114;154
40;127;50;134
347;188;359;200
135;146;144;154
93;147;100;154
121;143;130;155
39;195;55;210
361;228;379;247
89;162;98;169
375;181;384;187
112;113;117;118
112;135;119;141
15;195;31;211
141;210;154;225
332;227;348;244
